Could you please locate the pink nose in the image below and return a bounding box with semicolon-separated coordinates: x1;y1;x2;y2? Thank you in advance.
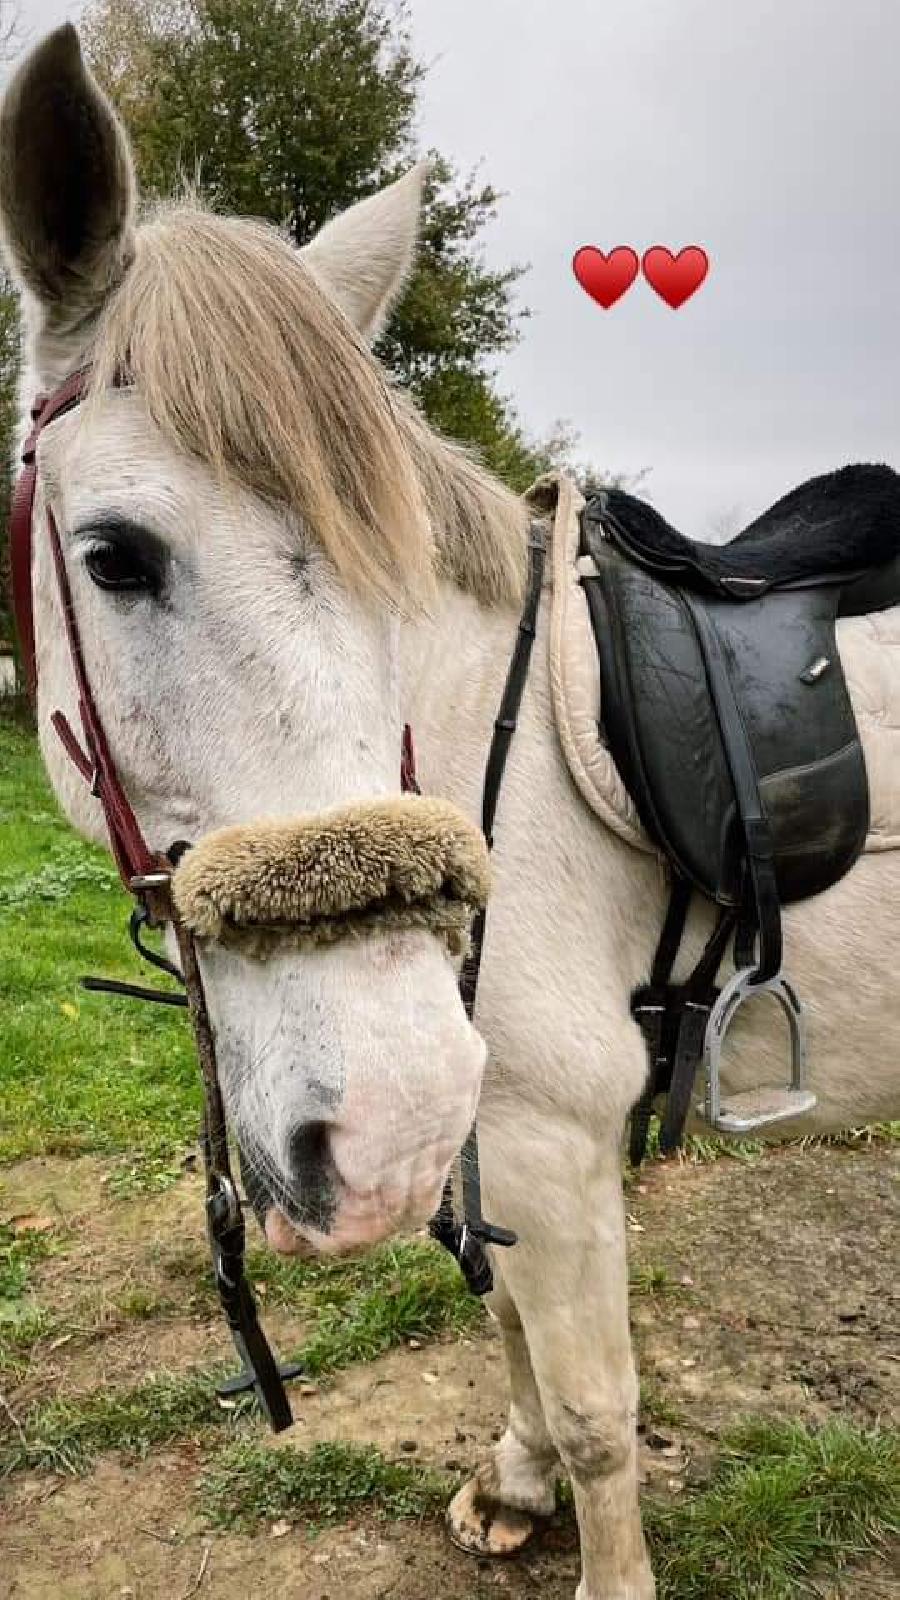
265;1172;445;1257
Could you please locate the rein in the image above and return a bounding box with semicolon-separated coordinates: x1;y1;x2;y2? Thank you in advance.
9;364;547;1429
11;369;299;1428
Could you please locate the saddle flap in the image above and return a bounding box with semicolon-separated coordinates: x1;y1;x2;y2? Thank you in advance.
580;549;743;901
581;538;871;907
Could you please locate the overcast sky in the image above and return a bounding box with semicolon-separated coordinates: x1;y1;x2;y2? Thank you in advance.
18;0;900;532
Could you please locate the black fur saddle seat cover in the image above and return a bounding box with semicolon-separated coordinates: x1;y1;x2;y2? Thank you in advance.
591;463;900;591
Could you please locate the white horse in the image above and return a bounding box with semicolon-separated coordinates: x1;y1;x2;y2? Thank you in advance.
3;28;897;1600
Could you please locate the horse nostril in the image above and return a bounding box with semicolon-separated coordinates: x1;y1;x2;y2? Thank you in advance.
286;1121;335;1233
287;1120;331;1182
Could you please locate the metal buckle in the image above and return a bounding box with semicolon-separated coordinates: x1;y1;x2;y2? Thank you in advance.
128;871;173;931
207;1173;242;1235
129;870;172;891
702;967;816;1134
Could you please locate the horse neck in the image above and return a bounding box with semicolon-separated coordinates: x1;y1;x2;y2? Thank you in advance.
401;578;525;815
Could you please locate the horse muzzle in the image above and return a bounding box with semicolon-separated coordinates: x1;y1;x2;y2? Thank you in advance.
168;794;490;1255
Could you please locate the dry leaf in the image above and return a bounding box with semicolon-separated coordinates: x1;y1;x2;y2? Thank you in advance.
11;1214;55;1234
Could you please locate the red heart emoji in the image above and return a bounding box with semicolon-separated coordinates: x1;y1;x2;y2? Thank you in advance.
642;245;709;309
572;245;639;310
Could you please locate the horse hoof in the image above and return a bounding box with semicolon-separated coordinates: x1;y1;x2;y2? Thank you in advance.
447;1477;535;1557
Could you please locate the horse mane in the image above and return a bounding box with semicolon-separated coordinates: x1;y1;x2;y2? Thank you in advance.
87;201;528;610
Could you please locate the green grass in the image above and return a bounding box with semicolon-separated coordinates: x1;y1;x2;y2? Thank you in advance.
634;1115;764;1168
0;1236;482;1477
0;1219;61;1301
7;1369;897;1600
639;1378;686;1433
246;1237;484;1375
0;1219;63;1377
630;1114;900;1176
198;1439;452;1531
648;1419;900;1599
0;722;200;1164
174;1234;484;1373
0;1366;251;1478
0;1303;53;1378
630;1262;679;1298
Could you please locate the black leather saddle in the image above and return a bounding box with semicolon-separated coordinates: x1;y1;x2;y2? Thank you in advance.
579;464;900;1156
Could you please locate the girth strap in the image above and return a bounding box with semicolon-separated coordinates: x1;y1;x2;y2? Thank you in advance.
630;882;737;1163
628;877;691;1165
657;903;736;1153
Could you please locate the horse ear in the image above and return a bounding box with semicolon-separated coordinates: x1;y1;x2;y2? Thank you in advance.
0;24;136;365
301;161;429;343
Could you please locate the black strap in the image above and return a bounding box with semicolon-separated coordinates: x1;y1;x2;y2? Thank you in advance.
429;522;546;1295
657;905;736;1153
682;594;782;984
205;1171;294;1432
81;891;296;1429
481;523;548;846
171;918;294;1431
81;975;188;1007
628;877;692;1163
630;883;739;1161
651;877;693;989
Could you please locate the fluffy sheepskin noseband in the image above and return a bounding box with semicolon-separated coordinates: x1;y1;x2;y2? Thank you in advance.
170;796;490;957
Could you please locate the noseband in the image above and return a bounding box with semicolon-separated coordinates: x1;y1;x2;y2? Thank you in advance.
9;365;546;1431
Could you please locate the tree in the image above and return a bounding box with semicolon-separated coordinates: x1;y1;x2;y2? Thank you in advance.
81;0;564;480
84;0;421;239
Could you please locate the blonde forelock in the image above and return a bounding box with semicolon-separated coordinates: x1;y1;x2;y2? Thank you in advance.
88;200;528;610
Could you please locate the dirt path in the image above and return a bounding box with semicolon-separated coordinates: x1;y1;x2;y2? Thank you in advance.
1;1141;897;1599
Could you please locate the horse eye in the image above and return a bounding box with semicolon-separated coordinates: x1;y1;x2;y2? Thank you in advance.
84;539;159;595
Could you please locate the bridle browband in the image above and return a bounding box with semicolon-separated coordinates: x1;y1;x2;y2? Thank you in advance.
9;363;546;1429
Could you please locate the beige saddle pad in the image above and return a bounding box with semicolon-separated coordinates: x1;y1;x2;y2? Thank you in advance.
528;472;900;856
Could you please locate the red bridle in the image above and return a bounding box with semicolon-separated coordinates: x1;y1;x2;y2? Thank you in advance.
9;369;89;701
10;367;163;887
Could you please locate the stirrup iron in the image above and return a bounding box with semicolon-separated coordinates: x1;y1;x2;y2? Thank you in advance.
701;967;816;1134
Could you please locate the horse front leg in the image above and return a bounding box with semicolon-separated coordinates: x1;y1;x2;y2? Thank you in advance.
448;1259;560;1553
478;1117;656;1600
